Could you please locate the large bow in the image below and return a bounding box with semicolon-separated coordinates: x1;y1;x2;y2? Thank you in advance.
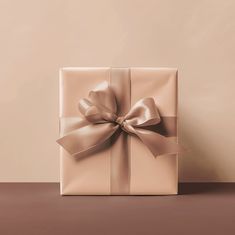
57;81;181;157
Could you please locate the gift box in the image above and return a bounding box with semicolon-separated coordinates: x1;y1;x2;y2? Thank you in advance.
57;67;180;195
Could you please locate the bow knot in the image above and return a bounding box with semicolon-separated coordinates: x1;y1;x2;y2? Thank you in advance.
115;116;124;126
114;116;127;131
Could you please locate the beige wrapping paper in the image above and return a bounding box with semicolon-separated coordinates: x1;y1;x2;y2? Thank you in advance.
59;67;178;195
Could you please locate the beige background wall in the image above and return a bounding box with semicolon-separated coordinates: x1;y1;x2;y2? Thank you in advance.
0;0;235;182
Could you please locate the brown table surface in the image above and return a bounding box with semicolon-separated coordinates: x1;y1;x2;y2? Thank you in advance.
0;183;235;235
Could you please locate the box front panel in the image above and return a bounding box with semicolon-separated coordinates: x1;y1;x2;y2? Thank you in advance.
60;67;178;195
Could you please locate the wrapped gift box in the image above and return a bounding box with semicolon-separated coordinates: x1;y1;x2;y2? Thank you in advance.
58;67;179;195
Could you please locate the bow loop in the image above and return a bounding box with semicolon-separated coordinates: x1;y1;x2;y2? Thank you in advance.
78;81;118;124
88;81;117;114
78;98;106;123
124;97;161;127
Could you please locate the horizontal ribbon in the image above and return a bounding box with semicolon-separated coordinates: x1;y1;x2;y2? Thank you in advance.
57;81;181;158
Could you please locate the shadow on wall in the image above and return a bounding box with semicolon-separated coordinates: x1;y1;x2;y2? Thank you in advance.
178;112;221;183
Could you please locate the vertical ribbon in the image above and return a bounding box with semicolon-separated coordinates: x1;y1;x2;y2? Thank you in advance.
110;68;131;195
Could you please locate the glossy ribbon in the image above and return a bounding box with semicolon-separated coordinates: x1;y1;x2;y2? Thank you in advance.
57;81;181;158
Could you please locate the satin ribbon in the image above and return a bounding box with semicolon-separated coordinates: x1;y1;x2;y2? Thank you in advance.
57;81;181;158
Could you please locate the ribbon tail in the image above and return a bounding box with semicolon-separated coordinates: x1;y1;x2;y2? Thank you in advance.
134;128;182;157
57;122;119;157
